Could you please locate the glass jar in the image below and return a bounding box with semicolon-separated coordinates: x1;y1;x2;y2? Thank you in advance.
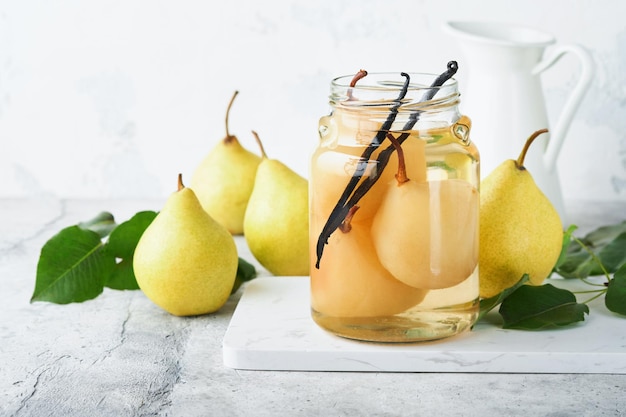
309;68;480;342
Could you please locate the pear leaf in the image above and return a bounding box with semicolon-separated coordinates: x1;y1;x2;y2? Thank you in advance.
231;257;257;294
105;210;158;290
78;211;117;238
31;225;115;304
499;284;589;330
595;231;626;272
553;224;578;271
477;274;530;323
606;263;626;316
585;220;626;246
555;222;626;278
105;211;157;258
105;259;138;290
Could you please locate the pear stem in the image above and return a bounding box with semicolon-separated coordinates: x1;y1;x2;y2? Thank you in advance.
251;130;268;158
386;133;409;185
350;70;368;88
516;128;549;169
224;90;239;144
347;69;368;100
177;173;184;191
338;205;360;233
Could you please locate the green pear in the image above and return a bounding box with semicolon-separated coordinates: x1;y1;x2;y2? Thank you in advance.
190;91;261;235
479;129;563;299
133;174;238;316
243;131;310;276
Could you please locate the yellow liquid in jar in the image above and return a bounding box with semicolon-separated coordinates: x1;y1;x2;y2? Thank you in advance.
310;122;479;342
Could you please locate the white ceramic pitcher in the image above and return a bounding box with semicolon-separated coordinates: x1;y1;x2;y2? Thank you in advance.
444;21;594;222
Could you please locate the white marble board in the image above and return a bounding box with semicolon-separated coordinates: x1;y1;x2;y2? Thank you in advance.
222;276;626;373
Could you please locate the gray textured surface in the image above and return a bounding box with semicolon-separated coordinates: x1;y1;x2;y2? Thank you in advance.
1;198;625;416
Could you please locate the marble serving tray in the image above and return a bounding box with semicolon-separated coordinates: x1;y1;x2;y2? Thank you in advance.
222;276;626;373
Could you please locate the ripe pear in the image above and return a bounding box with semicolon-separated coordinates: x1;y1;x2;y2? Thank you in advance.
370;135;479;290
479;129;563;299
311;216;427;318
243;131;309;276
133;174;238;316
190;91;261;235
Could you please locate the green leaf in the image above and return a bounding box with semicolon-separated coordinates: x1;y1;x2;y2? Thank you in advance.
104;211;157;290
477;274;530;323
556;246;594;278
231;257;257;294
106;211;157;259
606;263;626;315
78;211;117;238
595;231;626;272
499;284;589;330
555;221;626;278
553;224;578;270
105;259;139;290
585;221;626;247
31;226;115;304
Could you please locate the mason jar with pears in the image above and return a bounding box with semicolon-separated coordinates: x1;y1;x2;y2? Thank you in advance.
309;63;480;342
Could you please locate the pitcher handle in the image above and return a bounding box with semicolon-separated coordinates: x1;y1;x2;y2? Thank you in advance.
532;44;594;172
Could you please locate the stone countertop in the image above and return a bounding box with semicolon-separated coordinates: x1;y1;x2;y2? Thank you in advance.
1;198;625;417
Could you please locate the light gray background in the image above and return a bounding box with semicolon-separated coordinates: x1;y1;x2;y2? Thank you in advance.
0;0;624;202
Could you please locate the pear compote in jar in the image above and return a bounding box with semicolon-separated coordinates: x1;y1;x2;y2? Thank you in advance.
310;63;480;342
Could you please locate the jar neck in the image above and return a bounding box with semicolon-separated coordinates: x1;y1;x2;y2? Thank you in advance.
329;72;461;132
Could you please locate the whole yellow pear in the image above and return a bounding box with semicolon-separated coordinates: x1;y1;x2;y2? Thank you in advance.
190;91;261;235
479;129;563;299
134;174;238;316
243;131;310;276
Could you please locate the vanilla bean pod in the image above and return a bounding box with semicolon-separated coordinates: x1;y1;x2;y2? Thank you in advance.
345;61;459;210
314;72;411;268
315;62;459;269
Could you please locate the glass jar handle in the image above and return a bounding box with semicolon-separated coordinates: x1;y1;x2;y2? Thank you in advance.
532;44;594;172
